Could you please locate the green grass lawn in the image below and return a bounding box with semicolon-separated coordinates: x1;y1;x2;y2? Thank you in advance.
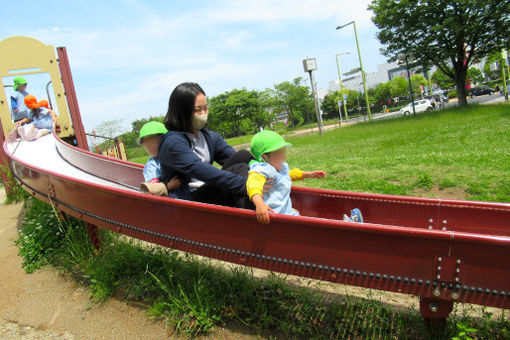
130;104;509;203
288;103;510;203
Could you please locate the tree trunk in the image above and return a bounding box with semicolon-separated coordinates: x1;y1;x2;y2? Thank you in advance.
455;67;468;107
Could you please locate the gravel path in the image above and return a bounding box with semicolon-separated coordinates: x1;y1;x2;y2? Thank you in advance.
0;319;74;339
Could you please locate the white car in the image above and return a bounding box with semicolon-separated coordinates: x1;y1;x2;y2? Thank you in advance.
400;99;433;115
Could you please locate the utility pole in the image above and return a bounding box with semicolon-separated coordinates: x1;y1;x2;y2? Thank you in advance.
399;53;416;116
335;52;350;120
337;21;372;120
502;49;509;101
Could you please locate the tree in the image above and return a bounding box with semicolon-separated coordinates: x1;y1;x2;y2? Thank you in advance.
369;0;510;106
208;88;272;137
93;119;124;149
388;76;408;98
208;91;246;138
94;119;123;139
321;88;365;119
130;116;164;136
373;82;391;104
467;67;484;85
270;77;314;127
483;50;502;80
321;90;342;118
118;115;164;148
432;67;455;89
248;90;275;132
410;74;428;93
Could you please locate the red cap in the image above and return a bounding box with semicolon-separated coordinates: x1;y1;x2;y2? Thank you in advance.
24;95;40;109
39;99;50;109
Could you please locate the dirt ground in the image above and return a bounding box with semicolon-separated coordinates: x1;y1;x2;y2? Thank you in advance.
0;190;266;340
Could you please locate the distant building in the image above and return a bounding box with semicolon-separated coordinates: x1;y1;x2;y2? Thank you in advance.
327;59;487;94
328;61;428;92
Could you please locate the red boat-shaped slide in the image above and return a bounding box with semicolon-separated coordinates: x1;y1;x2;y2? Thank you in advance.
3;127;510;323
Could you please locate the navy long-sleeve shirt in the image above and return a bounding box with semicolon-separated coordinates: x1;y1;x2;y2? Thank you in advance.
158;129;246;200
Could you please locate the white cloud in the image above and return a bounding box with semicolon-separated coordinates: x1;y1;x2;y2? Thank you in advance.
78;62;262;131
207;0;374;27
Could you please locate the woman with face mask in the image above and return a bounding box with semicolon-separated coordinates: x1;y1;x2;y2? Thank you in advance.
159;82;255;207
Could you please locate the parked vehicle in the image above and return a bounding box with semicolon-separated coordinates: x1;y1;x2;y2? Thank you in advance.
399;99;433;115
470;85;494;97
426;92;449;104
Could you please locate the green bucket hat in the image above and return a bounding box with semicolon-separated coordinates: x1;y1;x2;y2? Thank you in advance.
138;121;168;144
250;130;292;162
13;76;27;91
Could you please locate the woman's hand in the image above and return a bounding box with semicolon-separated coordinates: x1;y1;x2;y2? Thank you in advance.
303;170;326;179
167;176;181;190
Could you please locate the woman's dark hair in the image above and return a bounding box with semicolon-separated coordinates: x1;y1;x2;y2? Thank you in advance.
164;82;205;132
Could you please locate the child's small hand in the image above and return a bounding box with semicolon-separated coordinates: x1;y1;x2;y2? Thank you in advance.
167;176;181;190
304;171;326;179
52;116;57;122
256;202;274;224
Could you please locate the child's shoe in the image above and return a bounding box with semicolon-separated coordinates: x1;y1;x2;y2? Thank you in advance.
342;208;364;223
350;208;363;223
140;182;168;196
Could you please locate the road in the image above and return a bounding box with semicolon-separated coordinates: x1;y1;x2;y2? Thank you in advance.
232;94;507;149
368;93;506;122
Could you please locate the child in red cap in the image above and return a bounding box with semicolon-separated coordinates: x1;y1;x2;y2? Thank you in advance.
16;95;58;141
38;99;50;109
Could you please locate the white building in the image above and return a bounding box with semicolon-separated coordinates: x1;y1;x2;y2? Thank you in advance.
327;59;487;94
328;61;421;92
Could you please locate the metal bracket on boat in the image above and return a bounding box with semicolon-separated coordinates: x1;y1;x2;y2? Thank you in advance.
427;218;449;230
432;255;462;300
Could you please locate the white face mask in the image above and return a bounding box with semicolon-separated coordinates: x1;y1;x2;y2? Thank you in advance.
192;114;208;131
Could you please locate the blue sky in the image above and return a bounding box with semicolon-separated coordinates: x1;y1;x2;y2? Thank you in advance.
1;0;388;131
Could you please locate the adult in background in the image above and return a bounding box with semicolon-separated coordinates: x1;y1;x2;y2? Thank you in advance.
10;76;30;122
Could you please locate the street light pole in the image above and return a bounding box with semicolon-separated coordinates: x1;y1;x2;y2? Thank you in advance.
405;55;416;116
336;21;372;120
502;49;509;101
335;52;350;120
302;57;324;135
399;53;416;116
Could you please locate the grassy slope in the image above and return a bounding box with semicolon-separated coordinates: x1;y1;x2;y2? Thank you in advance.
285;104;510;203
129;104;509;203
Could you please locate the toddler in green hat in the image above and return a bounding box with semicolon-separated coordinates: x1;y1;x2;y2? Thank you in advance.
138;121;181;196
247;130;325;224
247;130;364;224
